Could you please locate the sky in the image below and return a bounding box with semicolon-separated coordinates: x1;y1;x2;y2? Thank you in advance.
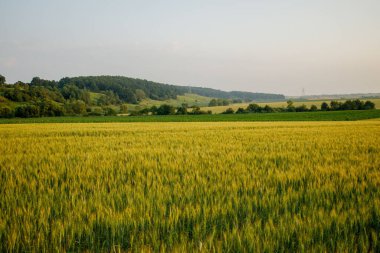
1;0;379;96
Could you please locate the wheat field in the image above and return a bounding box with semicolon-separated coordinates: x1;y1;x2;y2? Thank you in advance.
1;121;380;252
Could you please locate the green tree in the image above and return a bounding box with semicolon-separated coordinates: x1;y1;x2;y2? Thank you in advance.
15;105;40;118
103;107;117;116
295;104;308;112
235;107;246;114
263;105;274;113
157;104;175;115
176;103;188;115
0;105;14;118
321;102;329;111
310;105;318;111
135;89;146;101
222;108;234;114
287;100;296;112
246;103;261;113
330;101;342;111
363;100;375;110
66;100;86;115
208;99;217;107
0;74;5;85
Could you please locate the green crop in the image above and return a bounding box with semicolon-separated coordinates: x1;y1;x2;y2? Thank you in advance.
1;121;380;252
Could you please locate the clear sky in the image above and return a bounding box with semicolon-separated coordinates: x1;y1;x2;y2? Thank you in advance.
1;0;379;95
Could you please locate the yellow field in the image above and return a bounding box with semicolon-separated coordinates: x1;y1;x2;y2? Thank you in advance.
202;98;380;113
1;121;380;252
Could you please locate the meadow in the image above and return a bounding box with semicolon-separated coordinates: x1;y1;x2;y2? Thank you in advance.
1;121;380;252
1;109;380;124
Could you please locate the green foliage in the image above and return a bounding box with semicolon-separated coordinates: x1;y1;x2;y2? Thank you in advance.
135;89;146;101
287;100;296;112
295;104;308;112
157;104;176;115
323;100;376;111
235;107;247;114
246;103;261;113
176;103;188;115
38;99;65;116
15;105;40;118
102;106;117;116
208;98;230;107
321;102;329;111
222;108;235;114
58;76;285;104
310;104;318;111
0;74;6;85
0;105;14;118
263;105;274;112
65;100;87;115
364;100;376;110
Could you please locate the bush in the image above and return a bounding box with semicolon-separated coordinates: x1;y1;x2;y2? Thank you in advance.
310;105;318;111
222;108;235;114
103;107;117;116
157;104;175;115
295;104;308;112
0;105;14;118
65;100;87;115
321;102;329;111
15;105;40;118
236;107;247;114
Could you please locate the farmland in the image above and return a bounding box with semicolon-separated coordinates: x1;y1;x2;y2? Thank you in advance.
1;121;380;252
1;109;380;124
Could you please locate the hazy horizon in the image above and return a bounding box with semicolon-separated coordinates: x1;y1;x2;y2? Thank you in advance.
1;0;379;96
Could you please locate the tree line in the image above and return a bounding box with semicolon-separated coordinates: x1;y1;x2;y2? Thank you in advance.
130;104;211;116
221;100;376;114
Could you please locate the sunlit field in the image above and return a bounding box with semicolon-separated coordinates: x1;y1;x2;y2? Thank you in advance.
1;121;380;252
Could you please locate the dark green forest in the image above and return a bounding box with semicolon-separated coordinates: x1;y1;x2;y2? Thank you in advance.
0;74;285;117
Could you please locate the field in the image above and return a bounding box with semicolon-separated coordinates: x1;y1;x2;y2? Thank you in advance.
202;98;380;114
1;109;380;124
125;93;212;112
1;121;380;252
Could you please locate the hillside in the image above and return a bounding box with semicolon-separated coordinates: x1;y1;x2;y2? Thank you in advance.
59;76;285;103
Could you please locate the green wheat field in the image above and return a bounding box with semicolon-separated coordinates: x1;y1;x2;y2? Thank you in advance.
1;121;380;252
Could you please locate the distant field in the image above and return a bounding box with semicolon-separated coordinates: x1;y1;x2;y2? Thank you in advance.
1;121;379;251
202;98;380;113
126;93;212;111
1;110;380;124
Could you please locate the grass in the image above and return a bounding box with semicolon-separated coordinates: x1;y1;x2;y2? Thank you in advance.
0;109;380;124
202;98;380;113
1;121;379;251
